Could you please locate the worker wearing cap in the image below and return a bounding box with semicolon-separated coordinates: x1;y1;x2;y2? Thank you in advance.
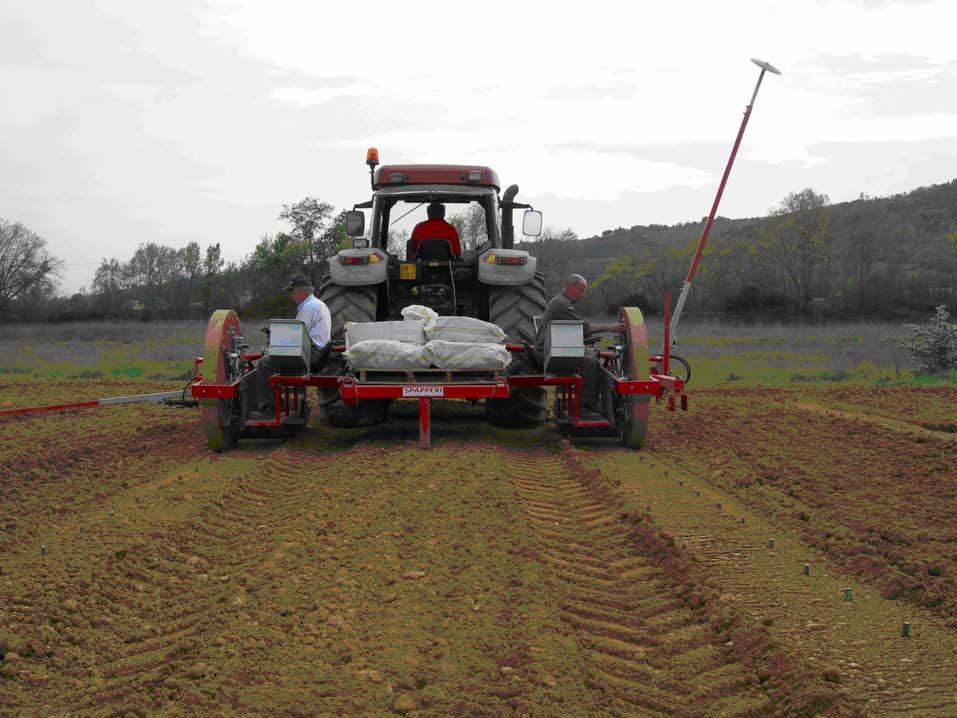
536;274;621;419
252;274;332;416
410;203;461;257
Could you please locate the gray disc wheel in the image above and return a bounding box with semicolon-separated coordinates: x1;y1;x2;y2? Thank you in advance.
618;306;651;449
486;272;547;426
200;309;241;452
317;276;388;427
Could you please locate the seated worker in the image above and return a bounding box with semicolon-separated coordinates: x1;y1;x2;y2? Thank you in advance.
252;273;332;417
535;274;621;420
410;202;461;258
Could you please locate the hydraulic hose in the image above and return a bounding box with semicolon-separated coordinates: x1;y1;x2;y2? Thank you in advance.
669;354;692;385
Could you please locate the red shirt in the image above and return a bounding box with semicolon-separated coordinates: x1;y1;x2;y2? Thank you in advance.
410;219;461;257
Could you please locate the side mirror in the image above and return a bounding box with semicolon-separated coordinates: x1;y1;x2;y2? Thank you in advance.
522;209;543;237
344;210;365;237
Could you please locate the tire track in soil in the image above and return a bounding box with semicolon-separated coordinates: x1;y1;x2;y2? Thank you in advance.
0;403;205;554
501;448;835;718
79;447;365;715
597;450;957;717
654;390;957;623
6;442;605;716
0;446;363;716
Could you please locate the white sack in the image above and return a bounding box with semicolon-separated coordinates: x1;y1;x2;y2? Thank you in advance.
400;304;439;332
345;320;426;349
424;340;511;370
343;340;430;369
427;316;506;344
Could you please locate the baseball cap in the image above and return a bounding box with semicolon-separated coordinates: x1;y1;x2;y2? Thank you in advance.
282;274;312;292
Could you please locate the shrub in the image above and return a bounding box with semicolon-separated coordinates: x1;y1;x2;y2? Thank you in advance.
724;285;796;320
606;292;653;316
894;305;957;374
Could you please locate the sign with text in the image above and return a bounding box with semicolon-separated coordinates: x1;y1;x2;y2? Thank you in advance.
402;386;444;398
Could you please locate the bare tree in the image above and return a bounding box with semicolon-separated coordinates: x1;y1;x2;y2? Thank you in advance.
277;198;343;286
759;189;831;314
527;227;579;294
202;243;224;314
0;219;62;317
92;258;123;316
448;204;488;251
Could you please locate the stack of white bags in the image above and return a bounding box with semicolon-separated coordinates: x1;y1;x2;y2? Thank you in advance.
343;305;511;370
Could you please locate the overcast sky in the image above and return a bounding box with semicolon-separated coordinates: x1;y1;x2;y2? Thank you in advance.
3;0;956;293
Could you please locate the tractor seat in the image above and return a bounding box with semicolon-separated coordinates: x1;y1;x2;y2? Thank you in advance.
410;238;456;261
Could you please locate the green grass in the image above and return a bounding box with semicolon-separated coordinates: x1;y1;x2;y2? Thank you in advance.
0;319;267;381
0;317;953;388
641;318;955;388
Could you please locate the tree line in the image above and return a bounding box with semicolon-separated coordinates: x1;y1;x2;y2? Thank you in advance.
2;179;955;323
527;180;957;320
0;199;348;322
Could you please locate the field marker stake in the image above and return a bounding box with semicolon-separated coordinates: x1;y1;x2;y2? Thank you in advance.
40;545;46;555
768;538;775;549
843;587;853;602
902;622;910;638
803;562;810;576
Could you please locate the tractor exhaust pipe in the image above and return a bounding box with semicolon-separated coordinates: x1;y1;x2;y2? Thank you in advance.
668;58;781;351
501;184;519;249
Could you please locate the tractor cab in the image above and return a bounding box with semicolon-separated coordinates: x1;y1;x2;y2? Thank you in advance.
327;150;543;323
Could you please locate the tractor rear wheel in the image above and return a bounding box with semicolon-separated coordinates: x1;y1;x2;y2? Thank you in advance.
318;275;378;341
201;309;242;452
486;273;547;426
618;306;650;449
317;276;388;427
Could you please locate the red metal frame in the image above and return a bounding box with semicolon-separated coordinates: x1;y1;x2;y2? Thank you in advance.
190;332;689;447
191;368;685;445
419;398;430;449
373;164;500;190
662;290;672;375
0;400;99;418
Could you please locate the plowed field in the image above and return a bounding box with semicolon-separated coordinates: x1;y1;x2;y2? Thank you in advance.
2;382;956;716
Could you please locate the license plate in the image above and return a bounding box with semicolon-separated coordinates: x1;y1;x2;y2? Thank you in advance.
402;386;443;397
399;263;417;280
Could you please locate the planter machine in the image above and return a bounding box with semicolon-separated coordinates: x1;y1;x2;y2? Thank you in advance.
189;297;685;451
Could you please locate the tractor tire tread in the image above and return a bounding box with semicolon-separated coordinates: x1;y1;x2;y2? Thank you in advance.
317;277;384;427
317;276;377;340
487;273;547;426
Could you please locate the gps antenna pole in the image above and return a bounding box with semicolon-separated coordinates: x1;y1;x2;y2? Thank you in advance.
668;58;781;351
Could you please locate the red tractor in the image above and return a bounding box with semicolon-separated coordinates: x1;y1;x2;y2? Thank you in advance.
316;151;551;428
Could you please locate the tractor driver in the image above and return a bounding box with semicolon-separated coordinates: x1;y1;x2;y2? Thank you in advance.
410;203;462;258
252;274;332;418
536;274;621;420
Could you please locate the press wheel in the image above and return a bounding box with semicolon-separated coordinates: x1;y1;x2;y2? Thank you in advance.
201;309;241;451
618;306;650;449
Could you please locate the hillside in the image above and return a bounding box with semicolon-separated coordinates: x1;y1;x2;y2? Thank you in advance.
520;178;957;319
